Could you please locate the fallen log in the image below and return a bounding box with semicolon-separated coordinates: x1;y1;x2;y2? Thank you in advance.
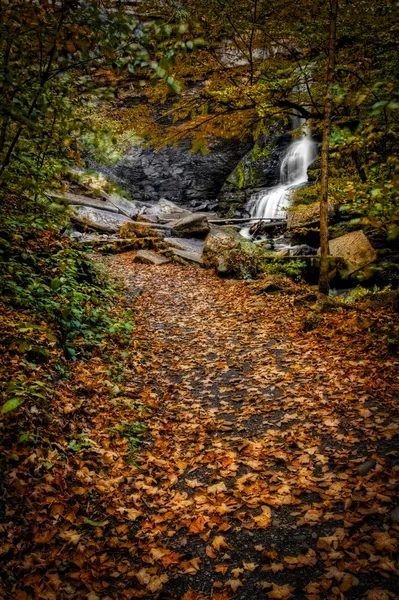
208;217;286;224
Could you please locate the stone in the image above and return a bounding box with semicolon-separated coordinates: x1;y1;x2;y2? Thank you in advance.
357;458;376;476
329;231;377;275
48;191;119;213
289;244;318;256
171;214;210;239
165;237;205;254
137;214;159;223
172;248;203;265
120;221;161;239
100;192;140;218
133;250;170;265
70;206;132;232
158;198;192;215
94;137;252;209
287;201;333;229
202;225;256;277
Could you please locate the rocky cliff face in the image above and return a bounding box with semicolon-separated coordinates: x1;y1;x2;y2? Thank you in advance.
95;137;252;212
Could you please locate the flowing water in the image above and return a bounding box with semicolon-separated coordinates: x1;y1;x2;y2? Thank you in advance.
241;121;317;239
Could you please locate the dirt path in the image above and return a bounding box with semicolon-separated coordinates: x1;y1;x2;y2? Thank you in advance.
106;256;399;600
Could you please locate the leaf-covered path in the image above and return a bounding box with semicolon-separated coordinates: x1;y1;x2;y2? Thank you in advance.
1;256;399;600
106;256;399;600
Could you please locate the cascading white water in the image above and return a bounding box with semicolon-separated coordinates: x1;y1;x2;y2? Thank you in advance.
241;120;317;238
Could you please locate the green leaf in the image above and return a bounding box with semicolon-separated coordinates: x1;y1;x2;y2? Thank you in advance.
1;397;24;414
84;518;108;527
51;277;61;291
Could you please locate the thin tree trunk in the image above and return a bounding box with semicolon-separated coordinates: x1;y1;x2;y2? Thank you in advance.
319;0;339;294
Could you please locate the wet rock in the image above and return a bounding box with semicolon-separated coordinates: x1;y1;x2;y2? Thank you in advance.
357;458;377;476
70;206;132;232
307;157;321;182
329;230;377;275
133;250;170;265
217;131;292;217
171;214;210;239
289;244;318;256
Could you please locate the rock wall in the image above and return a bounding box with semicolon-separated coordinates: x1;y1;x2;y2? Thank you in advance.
95;137;252;212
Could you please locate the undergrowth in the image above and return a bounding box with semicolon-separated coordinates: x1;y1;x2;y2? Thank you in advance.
0;195;135;416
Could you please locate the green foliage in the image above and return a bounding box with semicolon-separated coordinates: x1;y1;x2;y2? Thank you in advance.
342;285;393;304
1;377;52;415
109;421;148;460
261;258;307;281
0;201;134;370
0;0;194;197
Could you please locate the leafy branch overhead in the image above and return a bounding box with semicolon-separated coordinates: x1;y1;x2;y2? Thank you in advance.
0;0;201;195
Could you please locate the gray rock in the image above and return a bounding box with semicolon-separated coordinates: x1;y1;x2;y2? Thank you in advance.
158;198;192;215
133;250;170;265
93;137;252;210
47;191;119;213
171;214;210;239
357;458;377;476
100;192;140;218
165;237;205;254
172;248;203;265
69;231;83;240
289;244;318;256
203;225;255;277
70;206;133;232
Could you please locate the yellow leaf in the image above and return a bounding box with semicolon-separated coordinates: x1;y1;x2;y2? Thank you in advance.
267;583;295;599
253;505;272;528
207;482;227;494
225;579;243;592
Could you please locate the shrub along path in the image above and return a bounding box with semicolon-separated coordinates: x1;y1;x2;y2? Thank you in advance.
1;253;399;599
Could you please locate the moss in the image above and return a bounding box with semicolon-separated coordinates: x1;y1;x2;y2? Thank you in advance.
251;142;272;161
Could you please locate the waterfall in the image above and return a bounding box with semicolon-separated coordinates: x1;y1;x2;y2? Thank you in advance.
241;120;317;238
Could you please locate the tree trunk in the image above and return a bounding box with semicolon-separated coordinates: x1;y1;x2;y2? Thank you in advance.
319;0;339;294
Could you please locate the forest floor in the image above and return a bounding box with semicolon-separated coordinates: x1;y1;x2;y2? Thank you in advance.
1;253;399;600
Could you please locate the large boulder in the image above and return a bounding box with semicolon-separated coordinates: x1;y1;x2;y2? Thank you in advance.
171;214;210;239
329;230;377;274
202;226;259;277
287;201;334;229
70;206;132;232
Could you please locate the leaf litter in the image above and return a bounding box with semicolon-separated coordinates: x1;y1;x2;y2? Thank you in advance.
1;253;399;599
